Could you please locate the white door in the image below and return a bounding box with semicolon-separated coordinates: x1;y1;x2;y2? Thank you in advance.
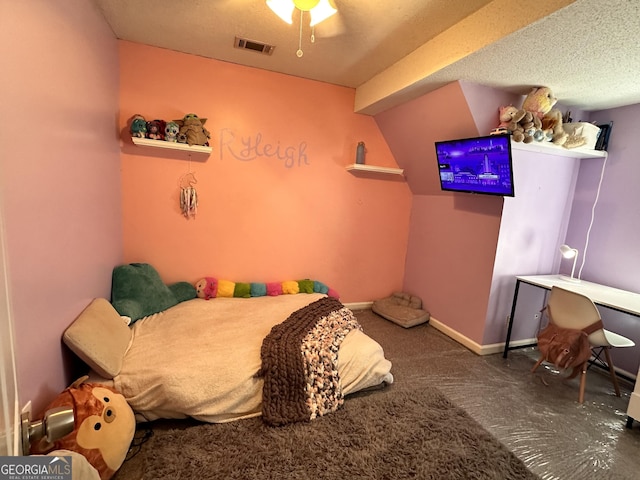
0;202;19;456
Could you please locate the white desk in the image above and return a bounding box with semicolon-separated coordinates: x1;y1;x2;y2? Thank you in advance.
503;274;640;358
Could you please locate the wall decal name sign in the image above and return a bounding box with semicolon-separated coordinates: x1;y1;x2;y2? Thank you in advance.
219;128;309;168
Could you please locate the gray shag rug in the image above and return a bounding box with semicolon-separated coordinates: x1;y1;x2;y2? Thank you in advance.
115;386;538;479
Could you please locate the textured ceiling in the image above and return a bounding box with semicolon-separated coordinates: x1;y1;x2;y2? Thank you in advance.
93;0;640;115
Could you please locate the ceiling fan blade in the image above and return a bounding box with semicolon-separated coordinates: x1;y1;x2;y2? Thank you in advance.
312;13;346;38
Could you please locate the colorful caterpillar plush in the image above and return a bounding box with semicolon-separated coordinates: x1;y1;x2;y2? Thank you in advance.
195;277;339;300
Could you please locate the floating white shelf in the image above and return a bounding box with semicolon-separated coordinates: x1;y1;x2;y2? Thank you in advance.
131;136;212;154
346;164;404;178
511;139;606;159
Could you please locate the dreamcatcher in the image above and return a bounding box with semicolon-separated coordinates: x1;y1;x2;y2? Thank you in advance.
178;160;198;219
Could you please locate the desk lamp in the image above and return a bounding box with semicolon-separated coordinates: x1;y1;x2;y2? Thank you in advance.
559;244;580;282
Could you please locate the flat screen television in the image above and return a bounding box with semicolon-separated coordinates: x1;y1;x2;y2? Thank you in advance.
435;134;515;197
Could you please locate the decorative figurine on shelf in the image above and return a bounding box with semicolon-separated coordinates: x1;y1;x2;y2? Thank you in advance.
356;141;366;164
146;119;166;140
174;113;210;146
129;114;147;138
165;121;180;142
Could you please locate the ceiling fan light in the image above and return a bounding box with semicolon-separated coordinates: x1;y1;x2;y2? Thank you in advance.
294;0;321;11
266;0;296;24
309;0;337;26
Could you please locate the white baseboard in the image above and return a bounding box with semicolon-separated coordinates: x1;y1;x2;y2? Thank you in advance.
344;301;373;310
429;316;537;356
347;305;637;380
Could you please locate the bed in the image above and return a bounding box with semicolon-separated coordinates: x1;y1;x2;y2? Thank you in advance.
63;293;393;425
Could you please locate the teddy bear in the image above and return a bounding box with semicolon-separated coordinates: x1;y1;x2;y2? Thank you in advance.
31;377;135;480
490;105;520;135
174;113;211;146
506;109;543;144
522;86;558;120
541;108;568;145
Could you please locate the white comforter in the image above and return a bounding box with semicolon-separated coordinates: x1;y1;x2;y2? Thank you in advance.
105;294;392;423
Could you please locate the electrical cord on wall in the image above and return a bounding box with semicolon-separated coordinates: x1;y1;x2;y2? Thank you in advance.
577;153;609;279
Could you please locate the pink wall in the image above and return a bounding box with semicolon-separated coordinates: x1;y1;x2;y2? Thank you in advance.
1;1;122;414
375;82;503;343
119;42;412;302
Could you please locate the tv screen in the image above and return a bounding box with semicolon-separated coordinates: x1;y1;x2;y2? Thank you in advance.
435;134;515;197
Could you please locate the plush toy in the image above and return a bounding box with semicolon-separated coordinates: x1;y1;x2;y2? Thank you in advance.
522;86;558;119
507;110;542;144
174;113;210;146
195;277;339;300
541;108;568;145
129;114;147;138
32;378;135;480
165;121;180;142
111;263;197;324
146;119;166;140
490;105;520;135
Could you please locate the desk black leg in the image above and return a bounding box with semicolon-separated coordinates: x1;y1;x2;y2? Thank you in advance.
503;279;521;358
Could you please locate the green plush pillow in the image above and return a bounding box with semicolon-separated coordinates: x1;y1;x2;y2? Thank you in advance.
234;282;251;298
170;281;198;303
298;279;315;294
111;263;196;323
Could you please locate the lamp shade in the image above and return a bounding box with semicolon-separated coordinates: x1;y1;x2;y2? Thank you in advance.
309;0;337;26
266;0;296;24
560;244;577;259
559;244;579;280
267;0;336;26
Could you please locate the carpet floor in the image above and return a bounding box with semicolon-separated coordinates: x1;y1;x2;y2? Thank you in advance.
113;308;640;479
115;385;536;479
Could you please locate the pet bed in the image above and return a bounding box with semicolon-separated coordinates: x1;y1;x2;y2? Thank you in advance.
372;292;430;328
64;294;393;424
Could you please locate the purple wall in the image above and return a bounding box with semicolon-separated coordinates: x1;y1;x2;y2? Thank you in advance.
1;1;122;414
376;80;640;375
563;103;640;375
375;82;504;344
566;104;640;291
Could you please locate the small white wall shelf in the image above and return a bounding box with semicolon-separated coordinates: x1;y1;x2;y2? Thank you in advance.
131;137;212;154
346;164;404;178
511;139;606;159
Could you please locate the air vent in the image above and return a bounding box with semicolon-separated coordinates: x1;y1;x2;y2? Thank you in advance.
234;36;275;55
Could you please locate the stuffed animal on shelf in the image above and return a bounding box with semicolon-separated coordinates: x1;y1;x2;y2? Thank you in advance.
508;110;542;144
541;108;568;145
31;377;135;480
174;113;211;146
490;105;521;135
165;121;180;142
146;119;166;140
195;277;339;300
522;86;558;119
129;114;147;138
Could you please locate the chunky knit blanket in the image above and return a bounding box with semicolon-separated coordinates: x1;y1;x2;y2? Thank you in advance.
257;296;362;426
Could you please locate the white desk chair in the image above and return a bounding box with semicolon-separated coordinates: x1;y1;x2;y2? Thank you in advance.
531;286;635;403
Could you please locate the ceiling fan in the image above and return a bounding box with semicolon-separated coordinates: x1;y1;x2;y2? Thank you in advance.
266;0;339;57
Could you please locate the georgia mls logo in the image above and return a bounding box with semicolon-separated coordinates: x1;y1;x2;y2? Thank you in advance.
0;455;72;480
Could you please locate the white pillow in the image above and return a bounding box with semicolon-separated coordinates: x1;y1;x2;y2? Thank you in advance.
63;298;132;379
